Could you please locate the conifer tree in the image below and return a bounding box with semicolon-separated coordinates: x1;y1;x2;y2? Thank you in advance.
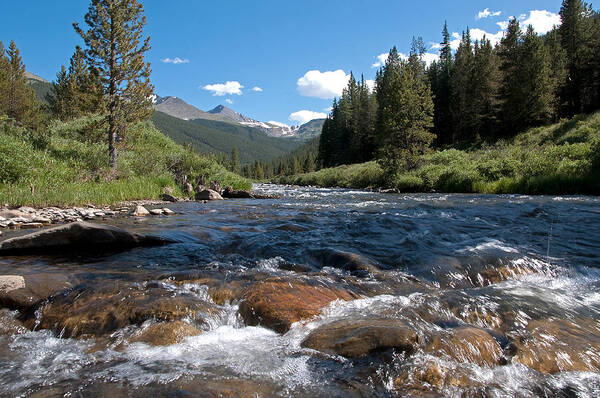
431;22;454;145
497;19;525;134
74;0;154;169
450;30;475;142
230;147;241;175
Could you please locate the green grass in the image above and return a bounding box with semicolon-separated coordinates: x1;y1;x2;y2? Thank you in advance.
0;114;251;206
279;111;600;195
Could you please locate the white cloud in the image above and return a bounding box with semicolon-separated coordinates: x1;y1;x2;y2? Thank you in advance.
422;53;439;67
366;79;376;92
289;110;328;125
372;53;389;68
520;10;561;34
251;86;263;92
202;81;244;96
470;28;505;46
323;107;333;112
297;70;350;99
161;57;189;64
268;121;290;128
477;8;502;20
225;99;233;104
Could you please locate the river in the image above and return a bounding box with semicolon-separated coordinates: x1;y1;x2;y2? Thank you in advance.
1;184;600;397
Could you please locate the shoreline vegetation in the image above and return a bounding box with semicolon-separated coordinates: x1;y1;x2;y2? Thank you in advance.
278;111;600;195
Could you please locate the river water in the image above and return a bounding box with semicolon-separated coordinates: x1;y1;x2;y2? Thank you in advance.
1;184;600;397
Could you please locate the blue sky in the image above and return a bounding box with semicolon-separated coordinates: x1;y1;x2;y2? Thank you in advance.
1;0;562;125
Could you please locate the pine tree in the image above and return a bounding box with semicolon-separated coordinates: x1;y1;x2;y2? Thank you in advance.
230;147;241;175
544;28;568;118
470;37;500;138
0;41;9;116
497;19;525;134
74;0;154;169
431;22;454;145
450;30;476;143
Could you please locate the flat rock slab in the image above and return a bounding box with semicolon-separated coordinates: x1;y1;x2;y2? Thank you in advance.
0;273;74;311
301;318;419;358
0;221;175;255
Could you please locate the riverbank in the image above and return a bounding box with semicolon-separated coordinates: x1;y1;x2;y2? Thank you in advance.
0;115;251;207
278;111;600;195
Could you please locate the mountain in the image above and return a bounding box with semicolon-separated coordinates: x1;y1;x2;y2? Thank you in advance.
25;71;52;103
25;71;47;83
153;95;321;139
296;118;325;139
152;111;303;164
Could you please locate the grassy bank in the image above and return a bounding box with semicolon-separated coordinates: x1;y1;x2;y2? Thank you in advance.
0;115;251;206
279;112;600;195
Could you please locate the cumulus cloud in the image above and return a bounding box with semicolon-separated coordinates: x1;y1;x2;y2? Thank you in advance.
251;86;263;92
161;57;189;64
366;80;376;92
289;110;328;125
521;10;561;34
297;70;350;99
470;28;505;46
323;107;333;112
477;8;502;20
225;99;233;104
202;81;244;96
372;53;389;68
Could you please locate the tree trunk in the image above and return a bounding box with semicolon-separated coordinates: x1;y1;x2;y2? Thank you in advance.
108;118;118;170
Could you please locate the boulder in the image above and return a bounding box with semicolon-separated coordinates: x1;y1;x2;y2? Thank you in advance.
238;276;361;333
149;209;164;216
27;283;216;338
0;273;74;311
162;208;175;215
209;181;222;194
511;318;600;374
195;189;224;201
223;187;254;199
132;205;149;216
0;210;26;219
0;308;27;335
0;221;174;255
301;318;419;358
160;193;178;202
425;327;503;367
130;321;202;346
311;249;380;275
394;360;483;392
20;222;44;229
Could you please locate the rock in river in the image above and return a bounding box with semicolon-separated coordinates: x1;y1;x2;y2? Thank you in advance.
195;189;224;201
0;221;175;255
301;318;419;358
0;273;74;311
130;321;202;346
425;326;503;367
238;276;361;333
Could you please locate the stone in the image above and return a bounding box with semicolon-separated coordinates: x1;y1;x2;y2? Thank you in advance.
209;180;222;194
223;187;254;199
238;276;361;333
195;189;224;201
160;193;178;202
0;210;24;220
10;216;31;224
162;208;175;215
132;205;150;216
0;309;27;335
27;283;216;338
511;318;600;374
0;221;174;255
425;327;503;367
130;321;202;346
301;318;419;358
394;360;483;392
0;216;5;222
311;249;380;274
17;206;36;213
20;223;44;229
33;217;52;224
0;273;73;311
150;209;164;216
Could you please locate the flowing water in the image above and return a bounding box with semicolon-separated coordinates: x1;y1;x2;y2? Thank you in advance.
1;184;600;397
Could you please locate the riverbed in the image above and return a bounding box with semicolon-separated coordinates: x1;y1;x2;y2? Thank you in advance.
1;184;599;397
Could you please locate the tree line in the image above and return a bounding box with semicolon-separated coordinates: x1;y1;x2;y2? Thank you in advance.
318;0;600;178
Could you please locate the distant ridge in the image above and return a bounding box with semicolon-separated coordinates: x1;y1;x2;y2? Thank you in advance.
24;71;48;83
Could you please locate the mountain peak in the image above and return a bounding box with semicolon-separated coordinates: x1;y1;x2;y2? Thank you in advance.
208;104;229;114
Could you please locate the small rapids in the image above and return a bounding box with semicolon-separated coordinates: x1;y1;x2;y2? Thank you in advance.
1;184;599;397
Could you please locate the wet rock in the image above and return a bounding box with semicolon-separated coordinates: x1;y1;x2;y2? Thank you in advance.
162;208;175;215
28;283;217;338
301;318;419;358
425;326;503;367
0;273;74;311
160;193;178;202
394;360;484;393
196;189;224;201
511;318;600;374
20;222;44;229
239;276;361;333
150;208;164;216
130;321;202;346
0;209;26;219
0;309;27;335
223;187;254;199
312;249;380;275
132;205;150;216
0;221;174;255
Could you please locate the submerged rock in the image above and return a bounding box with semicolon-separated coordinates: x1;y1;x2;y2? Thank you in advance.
301;318;419;358
130;321;202;346
0;221;174;255
425;326;503;367
27;283;217;338
0;273;74;311
511;318;600;374
312;248;380;275
238;276;361;333
195;189;224;201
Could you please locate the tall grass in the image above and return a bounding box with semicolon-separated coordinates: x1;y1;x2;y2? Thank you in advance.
0;115;251;206
279;111;600;195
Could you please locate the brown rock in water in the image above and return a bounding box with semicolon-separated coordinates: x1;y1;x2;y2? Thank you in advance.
394;360;484;393
313;248;380;274
27;283;217;338
238;276;361;333
511;318;600;374
223;187;254;199
132;205;150;216
0;221;174;255
130;321;202;346
0;273;74;311
195;189;224;201
425;327;503;367
301;318;419;358
0;309;27;335
160;193;178;202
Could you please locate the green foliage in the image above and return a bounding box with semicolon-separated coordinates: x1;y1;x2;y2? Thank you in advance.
0;115;250;206
280;111;600;195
